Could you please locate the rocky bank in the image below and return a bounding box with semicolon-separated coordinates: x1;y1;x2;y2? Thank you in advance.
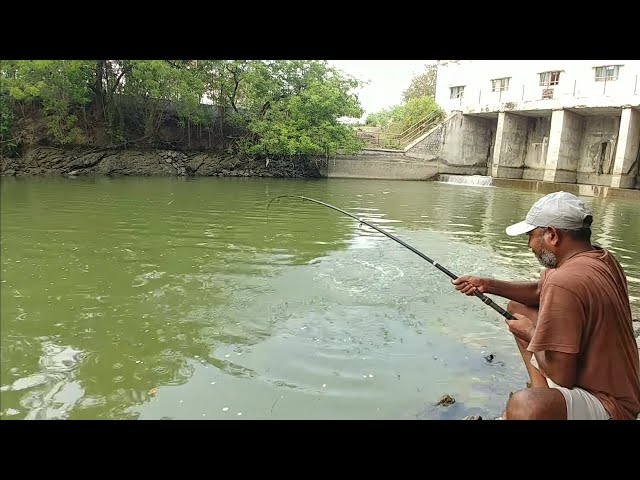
0;147;322;179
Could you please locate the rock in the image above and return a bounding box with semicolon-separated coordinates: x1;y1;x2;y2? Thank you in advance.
3;147;323;179
436;394;455;407
462;415;482;420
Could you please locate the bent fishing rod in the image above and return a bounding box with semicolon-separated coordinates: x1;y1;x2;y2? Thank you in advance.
267;194;514;321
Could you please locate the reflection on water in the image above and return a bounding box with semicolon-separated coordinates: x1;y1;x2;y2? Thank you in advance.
1;176;638;420
1;342;86;420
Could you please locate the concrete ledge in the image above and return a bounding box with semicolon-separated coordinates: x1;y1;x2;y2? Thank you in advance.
318;157;439;180
522;169;545;180
576;173;614;186
552;170;577;184
492;178;640;199
493;166;524;179
610;174;638;189
404;153;439;162
358;148;404;155
438;163;488;175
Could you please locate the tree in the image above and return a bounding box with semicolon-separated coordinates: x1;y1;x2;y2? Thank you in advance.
2;60;95;145
402;63;437;102
242;61;365;157
365;105;402;127
392;96;443;133
1;60;366;158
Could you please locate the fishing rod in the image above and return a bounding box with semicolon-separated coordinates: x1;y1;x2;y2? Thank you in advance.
267;194;515;321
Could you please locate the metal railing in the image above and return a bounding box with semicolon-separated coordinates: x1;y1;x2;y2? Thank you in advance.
355;111;443;150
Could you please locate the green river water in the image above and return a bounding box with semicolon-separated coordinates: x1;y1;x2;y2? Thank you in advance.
1;176;638;420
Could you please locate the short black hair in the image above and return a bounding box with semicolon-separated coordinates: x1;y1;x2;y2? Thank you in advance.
560;216;593;242
562;227;592;242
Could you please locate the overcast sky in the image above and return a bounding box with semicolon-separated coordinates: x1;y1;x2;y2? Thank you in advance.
327;60;436;119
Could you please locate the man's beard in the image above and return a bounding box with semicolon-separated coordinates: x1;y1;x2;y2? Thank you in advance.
536;248;557;268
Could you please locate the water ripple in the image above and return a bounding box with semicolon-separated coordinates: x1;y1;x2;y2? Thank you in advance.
1;177;637;420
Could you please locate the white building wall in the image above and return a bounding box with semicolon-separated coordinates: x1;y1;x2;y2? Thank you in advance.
435;60;640;114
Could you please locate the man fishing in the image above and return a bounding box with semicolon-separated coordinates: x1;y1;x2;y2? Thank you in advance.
452;191;640;420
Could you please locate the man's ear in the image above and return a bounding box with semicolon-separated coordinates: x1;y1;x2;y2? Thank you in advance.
545;227;560;246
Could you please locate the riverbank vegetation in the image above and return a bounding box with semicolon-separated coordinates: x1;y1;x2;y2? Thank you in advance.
1;60;445;161
0;60;367;160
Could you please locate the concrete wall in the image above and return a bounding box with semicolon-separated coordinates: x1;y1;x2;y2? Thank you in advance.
556;110;584;176
611;107;640;188
492;112;529;178
522;117;552;180
436;60;640;115
403;120;448;161
328;106;639;191
405;113;495;170
544;110;584;183
576;115;620;186
317;154;439;180
433;60;639;190
637;146;640;189
442;115;495;167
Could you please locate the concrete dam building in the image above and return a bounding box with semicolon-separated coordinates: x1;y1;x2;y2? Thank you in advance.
324;60;640;195
433;60;640;190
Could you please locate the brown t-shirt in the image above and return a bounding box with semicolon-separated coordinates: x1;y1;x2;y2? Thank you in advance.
528;247;640;420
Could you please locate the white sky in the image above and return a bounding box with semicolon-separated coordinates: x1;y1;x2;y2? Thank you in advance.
328;60;436;120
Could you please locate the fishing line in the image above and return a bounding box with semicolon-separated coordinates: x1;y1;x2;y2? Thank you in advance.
267;195;515;321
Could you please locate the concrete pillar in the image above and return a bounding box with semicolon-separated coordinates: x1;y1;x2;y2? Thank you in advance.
544;109;583;184
430;113;495;175
611;107;640;189
491;112;528;179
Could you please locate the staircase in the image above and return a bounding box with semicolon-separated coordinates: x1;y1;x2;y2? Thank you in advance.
356;111;443;150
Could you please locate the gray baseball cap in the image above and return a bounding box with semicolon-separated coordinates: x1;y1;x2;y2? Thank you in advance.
505;191;593;236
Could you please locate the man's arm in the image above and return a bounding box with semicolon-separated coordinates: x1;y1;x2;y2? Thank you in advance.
507;314;579;388
533;350;578;388
452;276;542;307
527;281;584;388
486;279;541;307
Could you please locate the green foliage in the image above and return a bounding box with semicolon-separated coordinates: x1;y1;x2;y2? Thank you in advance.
363;66;444;149
1;63;18;154
117;60;209;137
2;60;94;145
392;96;443;133
0;92;16;154
365;97;443;136
365;105;402;127
369;63;442;147
241;61;365;157
402;63;437;102
1;59;366;159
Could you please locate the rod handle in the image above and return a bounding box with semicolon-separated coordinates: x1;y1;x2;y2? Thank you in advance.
474;291;515;320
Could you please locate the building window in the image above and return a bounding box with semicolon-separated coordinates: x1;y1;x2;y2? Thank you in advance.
539;71;561;86
450;86;464;99
491;77;510;92
594;65;620;81
542;89;554;99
